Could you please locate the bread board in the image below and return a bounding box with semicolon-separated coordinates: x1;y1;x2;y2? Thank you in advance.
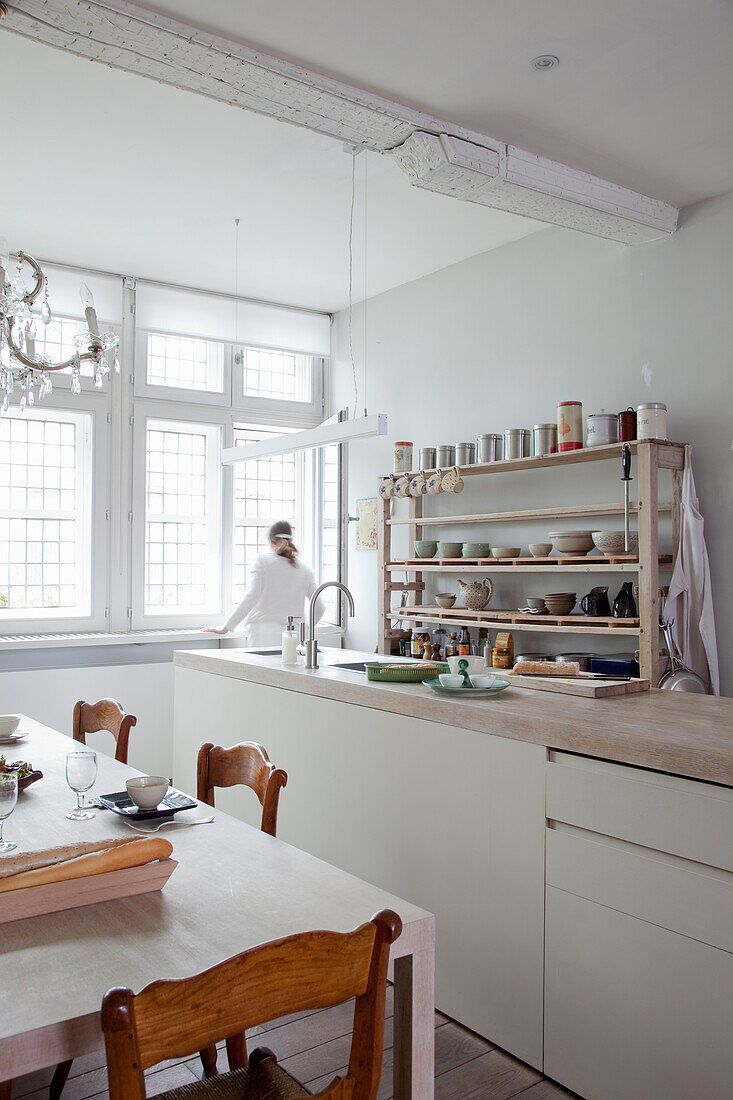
0;857;177;924
504;673;650;698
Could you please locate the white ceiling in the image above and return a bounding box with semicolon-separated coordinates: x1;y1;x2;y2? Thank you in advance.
0;34;541;312
138;0;733;208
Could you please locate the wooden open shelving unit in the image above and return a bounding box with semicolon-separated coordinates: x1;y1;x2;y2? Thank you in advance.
377;440;685;682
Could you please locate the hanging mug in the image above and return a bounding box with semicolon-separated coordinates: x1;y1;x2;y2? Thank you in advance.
378;475;397;499
393;475;411;498
426;470;444;494
409;472;427;496
441;466;465;493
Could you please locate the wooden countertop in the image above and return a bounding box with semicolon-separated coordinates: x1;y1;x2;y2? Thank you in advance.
174;649;733;788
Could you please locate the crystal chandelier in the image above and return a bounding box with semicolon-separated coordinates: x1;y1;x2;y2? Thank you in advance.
0;245;120;412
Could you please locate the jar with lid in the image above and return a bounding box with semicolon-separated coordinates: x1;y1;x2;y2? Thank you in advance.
557;401;583;451
455;442;477;465
618;407;637;442
445;632;459;658
637;402;667;441
418;447;437;470
492;631;514;669
436;444;456;467
476;434;501;462
532;423;557;456
503;429;531;459
585;411;619;448
393;442;413;473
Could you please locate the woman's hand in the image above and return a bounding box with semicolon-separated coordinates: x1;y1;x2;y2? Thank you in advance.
203;626;229;635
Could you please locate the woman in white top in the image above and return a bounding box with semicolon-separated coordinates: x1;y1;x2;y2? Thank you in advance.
204;520;324;645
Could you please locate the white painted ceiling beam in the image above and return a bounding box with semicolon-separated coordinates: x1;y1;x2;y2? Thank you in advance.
2;0;678;243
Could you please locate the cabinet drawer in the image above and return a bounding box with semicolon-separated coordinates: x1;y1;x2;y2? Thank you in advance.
546;751;733;871
546;827;733;952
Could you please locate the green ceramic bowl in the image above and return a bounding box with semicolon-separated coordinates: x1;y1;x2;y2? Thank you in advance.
437;542;463;558
462;542;491;558
414;541;438;558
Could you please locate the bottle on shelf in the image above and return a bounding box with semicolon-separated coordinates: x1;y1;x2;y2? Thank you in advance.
458;627;471;656
445;632;459;658
492;631;514;670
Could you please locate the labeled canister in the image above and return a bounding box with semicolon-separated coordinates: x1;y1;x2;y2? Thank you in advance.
418;447;436;470
618;407;637;442
455;442;477;465
393;441;413;473
637;402;667;441
585;411;619;448
436;444;456;467
477;433;501;462
503;429;531;459
557;401;583;451
532;423;558;456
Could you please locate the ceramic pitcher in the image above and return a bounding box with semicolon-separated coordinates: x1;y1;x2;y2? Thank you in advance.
457;577;494;610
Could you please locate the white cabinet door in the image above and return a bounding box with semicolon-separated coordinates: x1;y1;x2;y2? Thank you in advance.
545;886;733;1100
174;666;547;1068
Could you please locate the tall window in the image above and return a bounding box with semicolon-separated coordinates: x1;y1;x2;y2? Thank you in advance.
146;333;225;393
0;409;92;619
144;419;221;615
238;346;311;402
232;426;297;605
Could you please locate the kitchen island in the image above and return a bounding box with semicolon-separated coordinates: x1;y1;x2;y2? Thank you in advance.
174;648;733;1100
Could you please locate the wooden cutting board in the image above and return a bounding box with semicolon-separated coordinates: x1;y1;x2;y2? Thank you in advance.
504;673;650;698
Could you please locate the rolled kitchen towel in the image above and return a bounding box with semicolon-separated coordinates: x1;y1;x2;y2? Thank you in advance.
0;837;173;892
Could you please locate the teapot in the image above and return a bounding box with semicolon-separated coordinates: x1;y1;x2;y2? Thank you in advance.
457;577;494;611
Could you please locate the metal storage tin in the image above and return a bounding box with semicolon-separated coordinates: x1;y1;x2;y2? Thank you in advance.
477;433;501;462
393;441;413;473
532;423;558;456
557;401;583;451
418;447;436;469
455;442;476;465
618;407;637;442
503;429;530;459
585;412;619;448
436;445;456;466
637;402;667;441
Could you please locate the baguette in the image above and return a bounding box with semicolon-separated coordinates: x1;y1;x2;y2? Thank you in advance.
0;836;141;880
0;837;173;893
512;660;581;677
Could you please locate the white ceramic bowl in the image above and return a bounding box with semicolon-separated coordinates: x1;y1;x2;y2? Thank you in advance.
438;674;465;688
0;715;21;738
447;655;487;675
491;546;521;558
592;530;639;555
126;775;169;811
548;530;594;556
470;674;496;689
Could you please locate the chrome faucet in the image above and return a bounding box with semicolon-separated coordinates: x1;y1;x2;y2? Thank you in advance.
306;581;355;670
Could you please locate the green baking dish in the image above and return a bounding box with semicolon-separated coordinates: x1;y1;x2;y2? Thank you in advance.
366;662;450;683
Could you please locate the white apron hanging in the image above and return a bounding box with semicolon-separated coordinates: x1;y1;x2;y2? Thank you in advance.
665;446;720;695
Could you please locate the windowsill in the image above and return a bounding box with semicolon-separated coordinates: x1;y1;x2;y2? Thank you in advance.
0;629;213;652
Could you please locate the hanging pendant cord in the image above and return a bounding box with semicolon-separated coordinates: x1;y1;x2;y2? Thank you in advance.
347;149;358;420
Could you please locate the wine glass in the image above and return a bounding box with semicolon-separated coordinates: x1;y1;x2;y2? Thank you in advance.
0;772;18;852
66;751;98;820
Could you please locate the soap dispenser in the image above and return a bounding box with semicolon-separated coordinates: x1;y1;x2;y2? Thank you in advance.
281;616;298;665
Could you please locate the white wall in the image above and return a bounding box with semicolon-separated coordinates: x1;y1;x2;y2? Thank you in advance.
333;192;733;694
0;663;174;777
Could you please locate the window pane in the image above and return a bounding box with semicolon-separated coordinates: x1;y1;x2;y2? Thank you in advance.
239;346;311;402
319;444;341;622
146;332;225;392
0;314;95;377
0;411;91;618
232;425;296;604
144;419;219;614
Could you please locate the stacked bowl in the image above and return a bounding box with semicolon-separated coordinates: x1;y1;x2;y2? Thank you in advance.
543;592;577;615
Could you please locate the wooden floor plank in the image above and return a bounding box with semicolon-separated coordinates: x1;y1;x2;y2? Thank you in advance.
434;1047;542;1099
514;1081;580;1099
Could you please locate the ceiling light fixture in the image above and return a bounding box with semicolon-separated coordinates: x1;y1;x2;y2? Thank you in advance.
531;55;559;71
221;413;388;465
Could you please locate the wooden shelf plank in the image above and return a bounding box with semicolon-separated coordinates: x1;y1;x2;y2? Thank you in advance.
387;501;673;527
394;607;641;636
380;440;685;480
388;555;672;573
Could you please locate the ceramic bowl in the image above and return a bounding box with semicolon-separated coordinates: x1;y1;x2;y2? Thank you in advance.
435;592;457;608
525;597;547;610
126;775;169;811
0;715;21;738
548;530;594;556
437;542;463;558
492;546;521;558
447;655;487;675
543;593;577;615
469;674;496;689
462;542;491;558
528;542;553;558
414;540;438;558
438;674;464;688
592;530;639;555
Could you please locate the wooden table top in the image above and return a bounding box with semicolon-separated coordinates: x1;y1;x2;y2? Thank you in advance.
0;718;431;1063
175;649;733;788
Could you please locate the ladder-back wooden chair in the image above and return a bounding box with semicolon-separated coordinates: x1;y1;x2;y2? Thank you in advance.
73;698;137;764
102;909;402;1100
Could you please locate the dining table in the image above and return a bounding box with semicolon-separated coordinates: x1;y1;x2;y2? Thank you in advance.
0;717;435;1098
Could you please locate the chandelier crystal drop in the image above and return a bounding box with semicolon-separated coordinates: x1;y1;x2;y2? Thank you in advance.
0;244;120;411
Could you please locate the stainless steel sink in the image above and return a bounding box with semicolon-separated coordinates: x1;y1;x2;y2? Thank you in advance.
246;648;282;656
327;661;369;673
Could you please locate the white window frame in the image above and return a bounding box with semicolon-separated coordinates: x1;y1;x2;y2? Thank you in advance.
0;395;109;633
21;311;120;396
133;327;233;407
131;401;226;629
232;347;324;424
